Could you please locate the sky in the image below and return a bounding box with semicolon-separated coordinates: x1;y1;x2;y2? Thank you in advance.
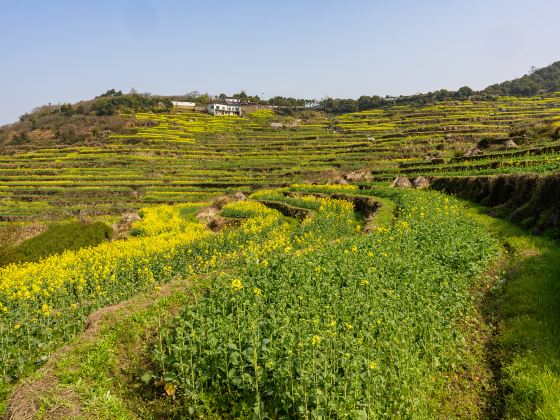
1;0;559;125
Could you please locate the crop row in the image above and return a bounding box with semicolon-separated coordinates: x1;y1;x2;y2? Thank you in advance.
148;185;498;417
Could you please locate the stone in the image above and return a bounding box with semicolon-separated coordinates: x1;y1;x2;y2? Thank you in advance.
233;191;247;201
391;176;413;188
344;170;373;182
412;176;430;189
464;147;482;157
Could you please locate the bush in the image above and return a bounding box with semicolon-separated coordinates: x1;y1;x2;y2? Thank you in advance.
0;221;112;266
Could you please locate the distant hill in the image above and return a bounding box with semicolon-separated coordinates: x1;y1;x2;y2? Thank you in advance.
324;61;560;113
3;61;560;137
484;61;560;96
0;91;172;149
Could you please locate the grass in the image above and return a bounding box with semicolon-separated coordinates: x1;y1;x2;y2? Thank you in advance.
51;291;193;419
464;208;560;418
5;276;199;418
0;221;112;266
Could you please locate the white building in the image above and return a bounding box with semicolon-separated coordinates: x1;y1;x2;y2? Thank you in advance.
172;101;196;109
207;103;241;116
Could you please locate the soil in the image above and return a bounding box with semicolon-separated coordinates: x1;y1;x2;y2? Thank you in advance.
431;174;560;234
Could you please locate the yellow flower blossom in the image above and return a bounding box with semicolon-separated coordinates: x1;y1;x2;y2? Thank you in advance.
41;304;51;317
231;278;243;291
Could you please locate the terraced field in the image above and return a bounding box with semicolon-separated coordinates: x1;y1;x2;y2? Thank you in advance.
2;183;558;418
2;93;560;417
1;95;560;222
0;186;492;415
337;94;560;178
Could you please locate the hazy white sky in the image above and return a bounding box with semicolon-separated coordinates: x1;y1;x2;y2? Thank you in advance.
1;0;559;125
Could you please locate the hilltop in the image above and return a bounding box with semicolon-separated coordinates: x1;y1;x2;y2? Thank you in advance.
3;60;560;141
484;60;560;96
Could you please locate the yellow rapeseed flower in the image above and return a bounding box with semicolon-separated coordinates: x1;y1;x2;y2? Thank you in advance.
311;335;321;346
41;303;51;317
231;278;243;291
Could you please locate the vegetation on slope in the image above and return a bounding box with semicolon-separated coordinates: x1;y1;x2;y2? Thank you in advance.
2;93;560;222
0;197;295;409
2;185;560;418
484;61;560;97
1;61;560;418
466;203;560;419
320;61;560;112
0;221;112;266
0;90;171;150
149;189;497;418
431;174;560;236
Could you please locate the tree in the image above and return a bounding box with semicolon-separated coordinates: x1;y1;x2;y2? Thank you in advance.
92;98;116;116
357;95;385;110
233;90;248;100
483;61;560;96
456;86;474;99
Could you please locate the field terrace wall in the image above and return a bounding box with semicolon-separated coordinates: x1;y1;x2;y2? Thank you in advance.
430;174;560;234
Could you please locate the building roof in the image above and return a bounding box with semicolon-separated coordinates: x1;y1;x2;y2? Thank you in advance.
171;101;196;107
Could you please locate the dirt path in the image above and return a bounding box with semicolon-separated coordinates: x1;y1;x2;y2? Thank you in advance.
4;277;197;420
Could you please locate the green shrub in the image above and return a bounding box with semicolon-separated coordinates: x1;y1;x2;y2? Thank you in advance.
0;222;112;266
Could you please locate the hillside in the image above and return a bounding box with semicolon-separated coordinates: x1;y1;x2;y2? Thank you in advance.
1;94;559;221
322;61;560;112
2;79;560;418
0;91;172;149
2;185;560;418
484;61;560;96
